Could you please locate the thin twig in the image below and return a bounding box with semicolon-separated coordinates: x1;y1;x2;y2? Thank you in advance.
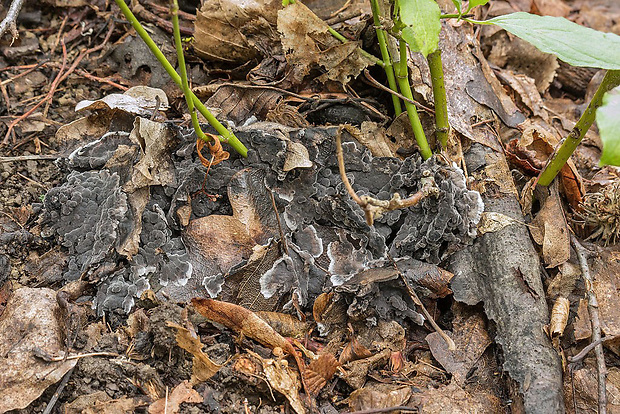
569;335;620;364
0;154;59;163
571;235;607;414
345;407;418;414
41;366;75;414
389;254;456;351
363;69;434;113
0;0;25;40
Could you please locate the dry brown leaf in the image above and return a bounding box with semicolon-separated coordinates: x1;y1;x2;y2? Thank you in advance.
339;336;373;365
182;168;278;298
63;391;112;414
573;298;592;341
426;304;492;386
532;0;571;17
305;353;340;395
530;186;570;268
0;288;78;412
194;0;280;63
191;298;297;356
148;381;202;414
167;322;222;384
206;84;282;125
277;1;373;84
409;381;501;413
348;383;412;411
564;364;620;413
255;311;313;338
83;397;149;414
495;69;547;120
590;249;620;338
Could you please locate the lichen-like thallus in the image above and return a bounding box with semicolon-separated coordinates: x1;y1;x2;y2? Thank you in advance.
40;121;482;317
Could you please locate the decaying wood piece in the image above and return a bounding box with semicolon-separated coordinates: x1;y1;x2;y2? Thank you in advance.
449;144;564;413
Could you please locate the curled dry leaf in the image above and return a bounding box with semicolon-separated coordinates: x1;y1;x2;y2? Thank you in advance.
549;297;570;338
148;380;202;414
75;86;169;117
348;383;412;412
530;185;571;268
255;311;313;338
339;336;373;365
167;322;222;384
191;298;297;356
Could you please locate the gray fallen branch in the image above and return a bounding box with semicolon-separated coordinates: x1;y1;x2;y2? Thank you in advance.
571;235;607;414
0;0;25;41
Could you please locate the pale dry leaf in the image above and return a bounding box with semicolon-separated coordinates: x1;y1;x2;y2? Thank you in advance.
549;297;569;337
148;381;202;414
477;211;520;235
0;288;78;412
76;86;169;116
349;383;412;412
167;322;222;384
260;354;306;414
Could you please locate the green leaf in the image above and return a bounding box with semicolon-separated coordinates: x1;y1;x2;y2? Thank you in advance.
597;86;620;166
466;0;490;13
452;0;462;14
398;0;441;57
486;12;620;70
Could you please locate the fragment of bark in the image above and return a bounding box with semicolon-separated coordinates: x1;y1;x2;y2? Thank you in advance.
448;144;564;413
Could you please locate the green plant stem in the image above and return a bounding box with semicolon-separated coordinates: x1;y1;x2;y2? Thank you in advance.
538;69;620;186
171;0;205;142
114;0;248;157
427;50;449;148
370;0;402;116
394;39;432;159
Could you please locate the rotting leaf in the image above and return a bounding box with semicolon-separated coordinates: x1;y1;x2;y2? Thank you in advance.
148;380;202;414
0;288;77;412
277;1;374;84
182;168;278;298
167;322;222;384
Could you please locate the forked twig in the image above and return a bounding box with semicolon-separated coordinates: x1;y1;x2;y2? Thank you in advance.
335;126;439;225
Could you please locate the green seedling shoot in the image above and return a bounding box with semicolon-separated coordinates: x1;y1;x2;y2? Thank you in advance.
113;0;248;157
